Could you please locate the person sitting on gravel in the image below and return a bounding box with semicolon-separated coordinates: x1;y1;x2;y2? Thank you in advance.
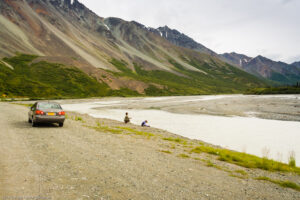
124;112;131;124
141;120;150;127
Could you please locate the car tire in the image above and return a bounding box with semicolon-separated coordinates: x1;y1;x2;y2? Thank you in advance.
59;123;64;127
32;120;37;127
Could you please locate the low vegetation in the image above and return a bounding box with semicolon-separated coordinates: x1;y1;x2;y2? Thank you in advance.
92;122;123;134
75;116;84;122
190;145;300;174
245;84;300;94
234;170;248;176
159;150;172;154
0;54;109;98
116;126;155;137
288;151;296;167
256;176;300;192
83;121;156;138
1;54;268;98
162;137;187;145
177;153;190;158
109;57;267;96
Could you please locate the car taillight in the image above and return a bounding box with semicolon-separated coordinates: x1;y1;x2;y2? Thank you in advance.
35;110;44;115
58;111;65;116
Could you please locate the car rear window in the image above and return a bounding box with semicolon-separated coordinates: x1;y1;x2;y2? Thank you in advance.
38;103;62;109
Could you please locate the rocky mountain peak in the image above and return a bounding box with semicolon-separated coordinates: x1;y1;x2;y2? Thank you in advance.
149;25;217;56
46;0;83;9
220;52;252;68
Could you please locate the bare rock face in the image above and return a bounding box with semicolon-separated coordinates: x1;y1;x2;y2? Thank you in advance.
149;25;217;56
220;52;252;68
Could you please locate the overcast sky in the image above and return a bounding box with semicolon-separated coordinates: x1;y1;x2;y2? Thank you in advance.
79;0;300;63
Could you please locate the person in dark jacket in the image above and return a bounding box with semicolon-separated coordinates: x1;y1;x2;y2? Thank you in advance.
141;120;150;127
124;112;131;124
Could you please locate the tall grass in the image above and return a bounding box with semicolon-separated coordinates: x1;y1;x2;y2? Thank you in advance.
288;151;296;167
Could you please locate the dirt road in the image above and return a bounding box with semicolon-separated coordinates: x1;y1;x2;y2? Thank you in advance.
0;103;299;200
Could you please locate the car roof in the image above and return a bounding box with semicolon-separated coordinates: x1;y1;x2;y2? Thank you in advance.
36;101;61;105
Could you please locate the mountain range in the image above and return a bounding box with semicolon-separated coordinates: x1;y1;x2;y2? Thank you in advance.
0;0;295;98
153;25;300;85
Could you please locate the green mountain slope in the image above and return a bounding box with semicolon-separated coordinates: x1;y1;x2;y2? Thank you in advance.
0;54;267;98
0;54;109;98
0;0;268;98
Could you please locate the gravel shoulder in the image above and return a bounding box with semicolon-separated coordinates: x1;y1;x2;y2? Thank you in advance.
0;102;299;200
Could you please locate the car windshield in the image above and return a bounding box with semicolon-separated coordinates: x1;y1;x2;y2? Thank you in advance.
38;103;61;109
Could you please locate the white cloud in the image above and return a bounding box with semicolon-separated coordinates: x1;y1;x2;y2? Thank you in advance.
79;0;300;63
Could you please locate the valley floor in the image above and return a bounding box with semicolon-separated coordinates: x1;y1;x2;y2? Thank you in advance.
0;102;299;199
59;94;300;121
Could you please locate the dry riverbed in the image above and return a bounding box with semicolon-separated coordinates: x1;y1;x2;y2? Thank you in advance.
56;95;300;121
0;102;299;199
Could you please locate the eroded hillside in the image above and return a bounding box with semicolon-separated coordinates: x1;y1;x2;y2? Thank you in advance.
0;0;267;97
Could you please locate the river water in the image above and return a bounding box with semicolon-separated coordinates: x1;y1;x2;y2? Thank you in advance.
62;95;300;165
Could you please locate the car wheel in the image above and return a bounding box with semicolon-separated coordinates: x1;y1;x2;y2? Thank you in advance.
59;123;64;127
32;119;37;127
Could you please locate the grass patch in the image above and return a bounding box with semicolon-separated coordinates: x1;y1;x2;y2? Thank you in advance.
205;160;224;170
116;126;155;137
163;137;187;145
85;123;156;138
288;151;296;167
110;58;132;74
229;174;247;179
245;86;300;95
159;150;172;154
234;170;248;176
191;145;300;174
229;170;248;179
206;160;215;167
92;122;123;134
75;116;83;121
255;176;300;192
177;154;190;158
